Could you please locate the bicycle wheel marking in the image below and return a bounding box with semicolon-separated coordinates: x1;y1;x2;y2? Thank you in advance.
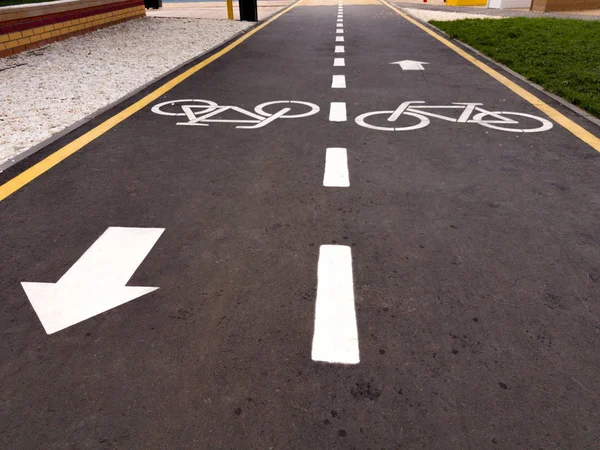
356;110;429;131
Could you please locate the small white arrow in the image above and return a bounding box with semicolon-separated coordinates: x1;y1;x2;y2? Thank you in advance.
22;227;164;334
390;60;429;71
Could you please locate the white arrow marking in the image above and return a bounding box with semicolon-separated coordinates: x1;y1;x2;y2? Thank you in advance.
390;60;429;71
22;227;165;334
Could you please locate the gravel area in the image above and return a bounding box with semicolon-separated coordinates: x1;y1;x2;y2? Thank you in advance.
0;17;251;167
402;7;505;22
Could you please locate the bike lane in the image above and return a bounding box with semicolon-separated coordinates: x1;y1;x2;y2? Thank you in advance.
338;3;600;448
0;4;408;449
1;1;600;449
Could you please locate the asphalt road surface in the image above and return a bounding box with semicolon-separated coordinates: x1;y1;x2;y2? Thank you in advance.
2;1;600;448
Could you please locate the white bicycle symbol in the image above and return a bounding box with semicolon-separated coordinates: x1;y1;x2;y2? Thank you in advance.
151;99;320;129
355;101;553;133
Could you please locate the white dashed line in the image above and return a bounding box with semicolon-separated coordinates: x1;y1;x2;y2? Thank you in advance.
334;45;344;53
329;102;347;122
336;28;343;33
311;245;359;365
333;57;345;67
323;148;349;187
336;36;344;42
331;74;346;89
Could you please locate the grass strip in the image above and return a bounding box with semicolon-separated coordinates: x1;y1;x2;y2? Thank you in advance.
430;18;600;119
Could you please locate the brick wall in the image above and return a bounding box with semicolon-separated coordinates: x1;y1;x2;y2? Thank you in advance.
531;0;600;11
0;0;145;58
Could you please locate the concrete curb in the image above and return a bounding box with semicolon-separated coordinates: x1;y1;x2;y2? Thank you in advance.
399;8;600;130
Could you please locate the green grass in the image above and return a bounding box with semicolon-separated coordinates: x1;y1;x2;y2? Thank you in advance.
0;0;59;6
430;18;600;118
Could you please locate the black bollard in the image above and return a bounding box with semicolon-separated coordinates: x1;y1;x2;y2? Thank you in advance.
239;0;258;22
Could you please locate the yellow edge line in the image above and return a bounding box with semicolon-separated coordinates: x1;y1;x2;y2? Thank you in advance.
380;0;600;153
0;3;297;203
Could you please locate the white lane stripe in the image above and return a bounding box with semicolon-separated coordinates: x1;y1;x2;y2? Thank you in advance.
331;74;346;89
337;19;343;23
336;24;343;29
323;148;349;187
334;57;345;67
311;245;359;364
336;36;344;42
336;28;343;34
334;45;345;53
329;102;347;122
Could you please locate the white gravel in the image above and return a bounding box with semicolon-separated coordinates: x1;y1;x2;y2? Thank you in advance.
402;7;505;22
0;17;251;166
